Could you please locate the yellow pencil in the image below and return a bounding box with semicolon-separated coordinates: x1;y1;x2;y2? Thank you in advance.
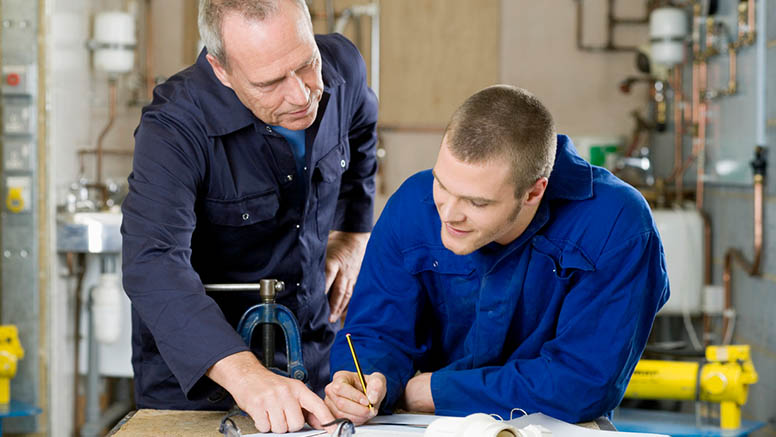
345;333;374;410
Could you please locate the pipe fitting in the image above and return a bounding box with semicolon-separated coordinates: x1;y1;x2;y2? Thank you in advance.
750;146;767;177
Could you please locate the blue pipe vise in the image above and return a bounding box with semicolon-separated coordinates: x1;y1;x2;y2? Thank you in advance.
204;280;307;382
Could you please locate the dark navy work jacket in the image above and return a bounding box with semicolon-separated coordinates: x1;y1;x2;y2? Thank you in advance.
121;34;378;410
332;136;669;422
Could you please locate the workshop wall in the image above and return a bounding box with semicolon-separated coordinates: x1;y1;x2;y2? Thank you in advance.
48;0;191;434
649;1;776;433
501;0;650;142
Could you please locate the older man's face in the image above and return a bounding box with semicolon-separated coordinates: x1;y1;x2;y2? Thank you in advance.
208;0;323;130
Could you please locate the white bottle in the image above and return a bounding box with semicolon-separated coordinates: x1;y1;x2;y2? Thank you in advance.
92;273;122;344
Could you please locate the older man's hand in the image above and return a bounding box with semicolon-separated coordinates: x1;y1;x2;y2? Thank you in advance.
324;231;370;323
207;351;336;434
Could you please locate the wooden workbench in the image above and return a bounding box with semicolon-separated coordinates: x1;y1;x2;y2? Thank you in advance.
109;409;259;436
108;409;616;436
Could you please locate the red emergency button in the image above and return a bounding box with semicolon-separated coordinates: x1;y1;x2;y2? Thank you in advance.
6;73;20;86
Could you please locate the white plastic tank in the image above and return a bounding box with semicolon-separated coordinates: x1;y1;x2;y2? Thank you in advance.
650;7;688;67
93;11;136;74
653;209;704;315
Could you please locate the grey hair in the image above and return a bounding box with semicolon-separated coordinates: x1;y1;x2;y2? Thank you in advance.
444;85;557;198
198;0;311;69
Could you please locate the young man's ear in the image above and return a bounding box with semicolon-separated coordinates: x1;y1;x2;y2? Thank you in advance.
206;53;233;90
523;177;548;206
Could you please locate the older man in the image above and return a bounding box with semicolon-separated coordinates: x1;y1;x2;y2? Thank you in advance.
121;0;377;432
325;85;669;424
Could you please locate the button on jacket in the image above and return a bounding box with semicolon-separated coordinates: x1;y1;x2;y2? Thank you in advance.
330;135;669;422
122;34;378;410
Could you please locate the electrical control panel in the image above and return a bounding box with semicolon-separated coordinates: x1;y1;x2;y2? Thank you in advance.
1;0;40;432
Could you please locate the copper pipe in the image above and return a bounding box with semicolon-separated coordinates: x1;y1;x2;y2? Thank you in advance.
77;149;134;157
701;210;713;345
747;0;755;44
721;175;764;343
669;148;699;182
92;79;118;208
694;6;709;210
145;0;154;101
704;17;717;59
737;1;747;41
672;67;684;204
696;60;707;210
691;63;700;127
728;47;737;94
96;79;118;188
669;59;700;187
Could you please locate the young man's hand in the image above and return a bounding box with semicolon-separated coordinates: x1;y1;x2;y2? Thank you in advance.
207;351;336;433
324;370;386;425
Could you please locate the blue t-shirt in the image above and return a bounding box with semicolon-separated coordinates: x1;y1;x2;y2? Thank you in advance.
271;125;306;177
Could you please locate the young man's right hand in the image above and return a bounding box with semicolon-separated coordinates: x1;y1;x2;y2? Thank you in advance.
324;370;387;425
207;351;336;433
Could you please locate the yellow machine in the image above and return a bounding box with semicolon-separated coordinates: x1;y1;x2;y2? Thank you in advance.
624;345;758;430
0;325;25;404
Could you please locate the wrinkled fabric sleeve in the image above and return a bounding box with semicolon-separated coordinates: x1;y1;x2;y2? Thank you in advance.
333;36;378;233
121;114;249;399
431;231;669;422
330;192;425;410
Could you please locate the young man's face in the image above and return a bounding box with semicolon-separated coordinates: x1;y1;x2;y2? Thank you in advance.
208;0;324;130
432;136;540;255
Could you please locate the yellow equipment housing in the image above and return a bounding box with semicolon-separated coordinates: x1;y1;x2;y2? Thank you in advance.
624;345;758;430
0;325;25;404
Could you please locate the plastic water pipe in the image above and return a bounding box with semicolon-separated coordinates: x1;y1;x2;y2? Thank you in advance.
754;0;766;147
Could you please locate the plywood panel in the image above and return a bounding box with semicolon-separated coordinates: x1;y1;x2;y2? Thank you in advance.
379;0;500;125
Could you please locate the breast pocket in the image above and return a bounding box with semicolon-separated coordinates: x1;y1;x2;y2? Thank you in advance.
197;190;280;273
313;141;348;240
526;235;595;297
403;247;477;329
203;190;280;226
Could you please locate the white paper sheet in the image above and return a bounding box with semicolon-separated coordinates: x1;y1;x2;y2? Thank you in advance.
245;412;670;437
508;413;669;437
243;414;430;436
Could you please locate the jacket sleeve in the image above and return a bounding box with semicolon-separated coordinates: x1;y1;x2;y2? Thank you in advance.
121;113;249;399
333;36;378;233
329;192;425;410
430;230;669;422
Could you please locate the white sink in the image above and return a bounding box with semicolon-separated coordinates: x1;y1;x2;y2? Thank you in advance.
57;211;122;253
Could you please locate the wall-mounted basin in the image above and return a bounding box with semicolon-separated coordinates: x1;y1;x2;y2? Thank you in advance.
56;212;122;253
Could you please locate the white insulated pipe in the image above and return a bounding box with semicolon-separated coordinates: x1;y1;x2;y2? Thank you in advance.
755;0;766;147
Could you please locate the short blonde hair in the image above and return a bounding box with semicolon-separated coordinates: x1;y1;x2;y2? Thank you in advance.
445;85;557;197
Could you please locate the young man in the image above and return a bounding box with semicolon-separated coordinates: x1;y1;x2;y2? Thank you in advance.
122;0;377;432
325;85;669;424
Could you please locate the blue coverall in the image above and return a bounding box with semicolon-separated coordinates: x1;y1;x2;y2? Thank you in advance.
331;135;669;422
122;34;378;410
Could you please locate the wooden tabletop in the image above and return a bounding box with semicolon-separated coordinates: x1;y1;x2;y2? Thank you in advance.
109;409;259;437
109;409;615;436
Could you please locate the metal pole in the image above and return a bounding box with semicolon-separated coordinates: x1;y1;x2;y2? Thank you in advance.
81;285;100;437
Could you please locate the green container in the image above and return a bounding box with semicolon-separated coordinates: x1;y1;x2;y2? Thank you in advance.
589;145;621;167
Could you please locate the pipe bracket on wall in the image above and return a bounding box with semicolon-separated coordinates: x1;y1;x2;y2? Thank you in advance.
575;0;651;53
